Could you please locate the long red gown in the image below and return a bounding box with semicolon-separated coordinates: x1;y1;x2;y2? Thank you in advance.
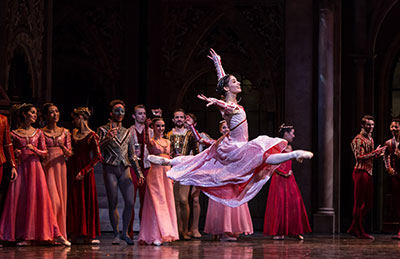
0;129;62;242
66;132;102;238
263;156;311;236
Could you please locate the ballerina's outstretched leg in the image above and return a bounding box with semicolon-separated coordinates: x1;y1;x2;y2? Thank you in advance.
265;150;313;164
148;154;172;165
148;150;313;166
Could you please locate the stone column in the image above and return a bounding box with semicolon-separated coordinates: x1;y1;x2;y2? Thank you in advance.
313;1;336;234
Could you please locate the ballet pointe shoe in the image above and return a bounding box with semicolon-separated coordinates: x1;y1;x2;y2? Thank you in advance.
55;236;72;247
148;155;171;166
17;240;31;246
293;150;314;163
153;240;162;246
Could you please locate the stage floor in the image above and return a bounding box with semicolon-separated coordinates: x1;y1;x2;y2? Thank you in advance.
1;233;400;258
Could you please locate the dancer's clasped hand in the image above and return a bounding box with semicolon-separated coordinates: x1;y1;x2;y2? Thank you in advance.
138;177;145;186
373;145;386;157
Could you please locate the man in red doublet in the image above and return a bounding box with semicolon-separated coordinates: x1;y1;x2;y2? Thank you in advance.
128;105;153;238
383;118;400;239
347;115;385;239
0;114;17;213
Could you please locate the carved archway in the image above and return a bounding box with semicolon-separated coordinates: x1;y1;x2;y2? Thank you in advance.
373;1;400;232
6;44;34;103
4;0;45;103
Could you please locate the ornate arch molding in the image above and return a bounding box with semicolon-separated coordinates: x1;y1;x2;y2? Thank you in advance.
4;0;45;101
376;32;400;121
370;1;400;233
370;0;399;55
377;36;400;92
374;1;400;116
6;33;38;97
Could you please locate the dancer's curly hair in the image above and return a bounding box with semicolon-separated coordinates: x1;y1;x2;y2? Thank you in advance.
71;107;91;121
360;115;375;127
278;123;294;138
109;99;125;113
10;103;36;129
392;118;400;124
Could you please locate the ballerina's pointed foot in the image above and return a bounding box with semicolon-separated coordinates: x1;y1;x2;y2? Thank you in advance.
148;155;171;166
293;150;314;163
55;236;71;247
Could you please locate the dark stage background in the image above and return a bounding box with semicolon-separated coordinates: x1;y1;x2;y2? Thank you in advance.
1;0;400;233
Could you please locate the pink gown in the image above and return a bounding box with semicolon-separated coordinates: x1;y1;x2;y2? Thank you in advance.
138;140;179;244
43;128;72;239
167;105;287;207
204;199;253;235
0;129;61;242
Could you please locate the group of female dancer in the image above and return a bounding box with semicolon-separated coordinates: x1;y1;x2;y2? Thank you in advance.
0;48;313;247
0;104;101;246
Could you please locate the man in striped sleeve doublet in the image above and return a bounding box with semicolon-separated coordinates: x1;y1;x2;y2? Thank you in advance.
347;115;386;239
97;100;144;245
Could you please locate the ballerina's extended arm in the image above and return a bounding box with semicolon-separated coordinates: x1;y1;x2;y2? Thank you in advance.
208;48;225;80
197;94;237;114
185;117;215;147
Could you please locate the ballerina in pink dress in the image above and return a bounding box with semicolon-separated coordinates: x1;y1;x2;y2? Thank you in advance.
0;104;70;246
149;49;313;207
42;103;73;240
138;117;179;246
203;120;253;241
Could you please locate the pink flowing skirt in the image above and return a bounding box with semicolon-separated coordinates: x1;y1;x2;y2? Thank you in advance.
0;153;61;241
138;163;179;244
204;199;253;235
167;135;287;207
43;146;68;239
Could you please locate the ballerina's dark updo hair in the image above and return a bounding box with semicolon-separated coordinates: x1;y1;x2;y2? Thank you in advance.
216;74;231;99
278;123;294;138
71;107;91;121
10;103;36;129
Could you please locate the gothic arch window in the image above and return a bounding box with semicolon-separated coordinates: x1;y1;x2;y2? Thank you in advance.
7;47;33;103
181;71;276;140
392;58;400;118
